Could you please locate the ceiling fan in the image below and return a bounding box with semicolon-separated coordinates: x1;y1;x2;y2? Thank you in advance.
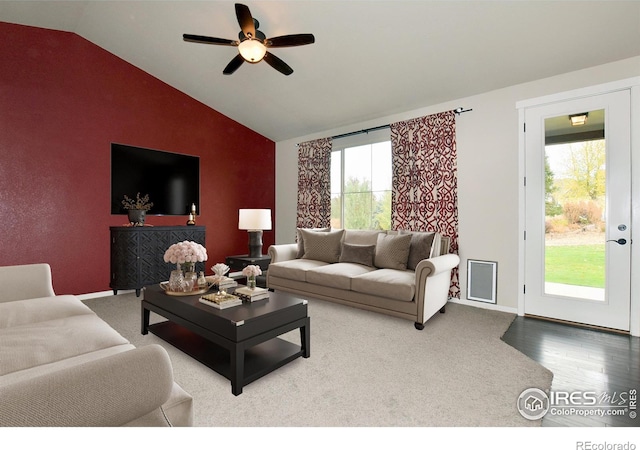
183;3;315;76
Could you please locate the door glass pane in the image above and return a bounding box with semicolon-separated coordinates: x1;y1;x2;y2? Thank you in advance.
543;109;605;301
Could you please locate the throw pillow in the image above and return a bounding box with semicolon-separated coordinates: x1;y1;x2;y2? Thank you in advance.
343;230;383;246
398;230;436;270
296;227;331;258
300;229;345;263
339;243;376;267
374;233;412;270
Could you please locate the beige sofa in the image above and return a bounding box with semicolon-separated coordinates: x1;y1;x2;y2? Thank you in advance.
0;263;193;427
267;229;460;329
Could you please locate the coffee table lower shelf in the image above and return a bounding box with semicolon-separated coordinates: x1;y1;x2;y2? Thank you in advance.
148;321;305;394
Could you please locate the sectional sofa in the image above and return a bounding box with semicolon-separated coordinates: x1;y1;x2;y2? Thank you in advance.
267;229;460;329
0;263;193;427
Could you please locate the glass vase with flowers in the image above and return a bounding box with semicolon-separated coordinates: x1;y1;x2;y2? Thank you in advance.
242;264;262;289
163;241;208;292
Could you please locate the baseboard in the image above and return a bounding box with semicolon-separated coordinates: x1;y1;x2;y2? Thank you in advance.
449;297;517;314
77;290;135;301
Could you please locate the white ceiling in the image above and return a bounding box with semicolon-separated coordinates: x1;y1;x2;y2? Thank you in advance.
1;1;639;142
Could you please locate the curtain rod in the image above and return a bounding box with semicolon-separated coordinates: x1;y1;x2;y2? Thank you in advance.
329;107;472;141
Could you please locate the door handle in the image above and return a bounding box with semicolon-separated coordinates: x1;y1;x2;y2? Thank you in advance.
607;238;627;245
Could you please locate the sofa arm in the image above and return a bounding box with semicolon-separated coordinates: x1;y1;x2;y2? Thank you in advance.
268;243;299;263
414;254;461;326
415;254;460;277
0;263;56;303
0;345;175;427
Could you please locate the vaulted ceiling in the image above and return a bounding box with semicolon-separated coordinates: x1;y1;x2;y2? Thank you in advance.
2;1;639;141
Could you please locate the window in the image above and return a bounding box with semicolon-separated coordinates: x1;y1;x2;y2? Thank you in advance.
331;135;392;230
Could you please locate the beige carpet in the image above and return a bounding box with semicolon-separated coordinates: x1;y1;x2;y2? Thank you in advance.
83;293;552;427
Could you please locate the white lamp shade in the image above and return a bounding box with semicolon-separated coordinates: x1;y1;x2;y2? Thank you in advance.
238;209;272;231
238;39;267;63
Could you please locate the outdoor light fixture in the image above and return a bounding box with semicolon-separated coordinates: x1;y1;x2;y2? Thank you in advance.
569;112;588;126
238;209;272;257
238;38;267;62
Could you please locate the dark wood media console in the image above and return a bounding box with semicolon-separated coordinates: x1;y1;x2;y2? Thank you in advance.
110;225;205;296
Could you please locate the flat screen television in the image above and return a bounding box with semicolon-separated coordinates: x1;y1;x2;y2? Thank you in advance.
111;143;200;215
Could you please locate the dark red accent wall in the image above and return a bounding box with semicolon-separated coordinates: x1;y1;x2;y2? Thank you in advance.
0;22;275;295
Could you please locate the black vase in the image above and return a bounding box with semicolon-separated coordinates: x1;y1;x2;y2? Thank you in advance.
127;209;146;226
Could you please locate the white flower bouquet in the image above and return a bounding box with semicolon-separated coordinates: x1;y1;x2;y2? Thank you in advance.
242;264;262;289
163;241;208;268
242;265;262;277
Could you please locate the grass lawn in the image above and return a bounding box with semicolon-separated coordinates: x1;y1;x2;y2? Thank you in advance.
545;244;605;288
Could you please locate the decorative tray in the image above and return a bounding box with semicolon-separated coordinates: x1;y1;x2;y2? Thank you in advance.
160;281;215;296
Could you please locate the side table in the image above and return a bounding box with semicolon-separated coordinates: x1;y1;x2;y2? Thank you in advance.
225;254;271;288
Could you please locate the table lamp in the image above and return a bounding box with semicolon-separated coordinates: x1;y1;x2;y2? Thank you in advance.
238;209;272;258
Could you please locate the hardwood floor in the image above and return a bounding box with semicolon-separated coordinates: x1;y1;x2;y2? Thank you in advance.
502;316;639;427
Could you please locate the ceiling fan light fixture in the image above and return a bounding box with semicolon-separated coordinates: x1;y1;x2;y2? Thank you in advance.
183;3;313;75
238;38;267;63
569;112;588;126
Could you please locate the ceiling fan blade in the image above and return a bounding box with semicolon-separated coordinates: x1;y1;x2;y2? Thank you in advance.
263;51;293;76
267;34;315;48
235;3;256;39
223;54;245;75
183;34;236;46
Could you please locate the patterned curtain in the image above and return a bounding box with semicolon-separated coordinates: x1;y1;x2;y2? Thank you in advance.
390;111;459;298
296;137;333;228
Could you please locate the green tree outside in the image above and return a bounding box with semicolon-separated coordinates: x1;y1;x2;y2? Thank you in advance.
337;177;391;230
559;140;606;202
373;190;392;230
545;154;562;216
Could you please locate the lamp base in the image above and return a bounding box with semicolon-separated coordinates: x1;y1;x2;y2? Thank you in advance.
247;230;263;258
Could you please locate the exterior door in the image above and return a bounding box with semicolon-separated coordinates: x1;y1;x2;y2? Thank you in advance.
524;90;631;331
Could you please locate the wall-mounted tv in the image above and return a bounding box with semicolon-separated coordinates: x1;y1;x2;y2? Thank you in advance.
111;143;200;216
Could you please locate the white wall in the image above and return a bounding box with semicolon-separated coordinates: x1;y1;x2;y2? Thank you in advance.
275;56;640;313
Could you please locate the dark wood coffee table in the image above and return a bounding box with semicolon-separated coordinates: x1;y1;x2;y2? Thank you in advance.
142;284;310;395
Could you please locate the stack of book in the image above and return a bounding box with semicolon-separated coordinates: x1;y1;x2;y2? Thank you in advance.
206;275;238;291
199;292;242;309
235;286;269;302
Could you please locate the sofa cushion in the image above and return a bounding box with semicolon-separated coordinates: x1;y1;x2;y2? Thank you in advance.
398;230;436;270
374;233;412;270
0;314;130;376
0;263;55;303
343;229;384;246
306;263;376;290
0;295;94;329
351;269;416;301
268;259;329;282
0;345;175;427
0;344;134;388
339;243;376;267
296;227;331;258
300;228;345;263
